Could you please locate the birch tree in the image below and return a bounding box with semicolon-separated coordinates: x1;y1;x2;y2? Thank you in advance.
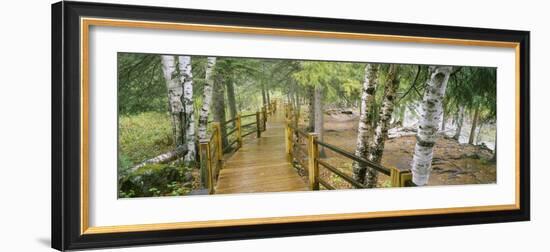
411;66;453;185
177;56;195;165
198;57;216;140
352;64;379;184
365;64;400;187
160;55;184;147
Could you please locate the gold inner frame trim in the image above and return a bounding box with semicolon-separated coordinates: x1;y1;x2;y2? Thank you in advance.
80;17;521;235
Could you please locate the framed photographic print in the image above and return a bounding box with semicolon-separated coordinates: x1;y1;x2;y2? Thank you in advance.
51;1;530;250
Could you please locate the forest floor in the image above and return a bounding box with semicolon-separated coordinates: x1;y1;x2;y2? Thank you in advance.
304;110;496;189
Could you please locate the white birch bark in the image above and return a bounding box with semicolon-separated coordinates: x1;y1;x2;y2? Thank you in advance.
411;66;453;185
366;64;400;187
130;146;187;172
161;55;184;146
198;57;216;140
177;56;196;164
352;64;378;184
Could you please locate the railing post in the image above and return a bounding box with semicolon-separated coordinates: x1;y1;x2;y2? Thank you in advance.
199;140;213;193
307;133;320;190
256;111;261;138
236;114;242;148
285;120;292;161
212;122;223;161
390;168;413;187
285;104;290;120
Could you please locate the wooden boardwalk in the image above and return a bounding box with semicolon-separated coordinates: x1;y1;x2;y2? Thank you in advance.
215;111;309;194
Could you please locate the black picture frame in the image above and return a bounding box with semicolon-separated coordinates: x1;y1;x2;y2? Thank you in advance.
52;1;530;251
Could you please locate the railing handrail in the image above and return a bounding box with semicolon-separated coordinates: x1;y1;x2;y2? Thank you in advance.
314;139;391;176
241;112;257;118
283;102;411;190
199;100;278;194
289;125;308;138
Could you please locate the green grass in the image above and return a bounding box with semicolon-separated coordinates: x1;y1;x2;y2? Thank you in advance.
118;112;174;172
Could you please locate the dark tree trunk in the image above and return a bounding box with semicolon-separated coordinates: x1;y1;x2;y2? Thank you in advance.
468;105;480;145
261;82;267;107
476;123;484;144
213;76;228;147
314;85;326;157
266;88;271;105
491;138;497;162
226;81;238;127
453;106;465;141
307;86;315;132
294;88;301;127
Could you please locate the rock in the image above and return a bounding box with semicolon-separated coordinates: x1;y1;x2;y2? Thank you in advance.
119;164;187;197
461;152;481;159
184;171;193;182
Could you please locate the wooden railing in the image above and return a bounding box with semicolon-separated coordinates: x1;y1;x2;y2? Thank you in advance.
199;101;277;194
284;103;412;190
199;122;223;194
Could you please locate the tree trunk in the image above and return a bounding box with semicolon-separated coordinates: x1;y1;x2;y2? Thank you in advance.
294;88;301;126
198;57;216;140
160;55;184;147
453;106;465;141
213;72;228;148
468;105;480;145
261;82;267;107
411;66;453;186
226;81;238;127
266;88;271;105
441;109;446;131
491;137;497;162
130;146;187;172
352;64;379;185
476;123;484;144
307;86;315;132
177;56;196;165
366;64;400;187
314;85;325;157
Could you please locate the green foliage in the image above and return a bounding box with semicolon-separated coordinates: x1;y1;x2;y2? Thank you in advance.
446;67;497;121
118;163;193;198
118;112;173;168
118;53;168;115
292;61;364;104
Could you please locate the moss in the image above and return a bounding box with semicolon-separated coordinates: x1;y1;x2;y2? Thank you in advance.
118;163;193;198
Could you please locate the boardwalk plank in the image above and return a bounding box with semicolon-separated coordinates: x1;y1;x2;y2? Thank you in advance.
215;111;309;194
